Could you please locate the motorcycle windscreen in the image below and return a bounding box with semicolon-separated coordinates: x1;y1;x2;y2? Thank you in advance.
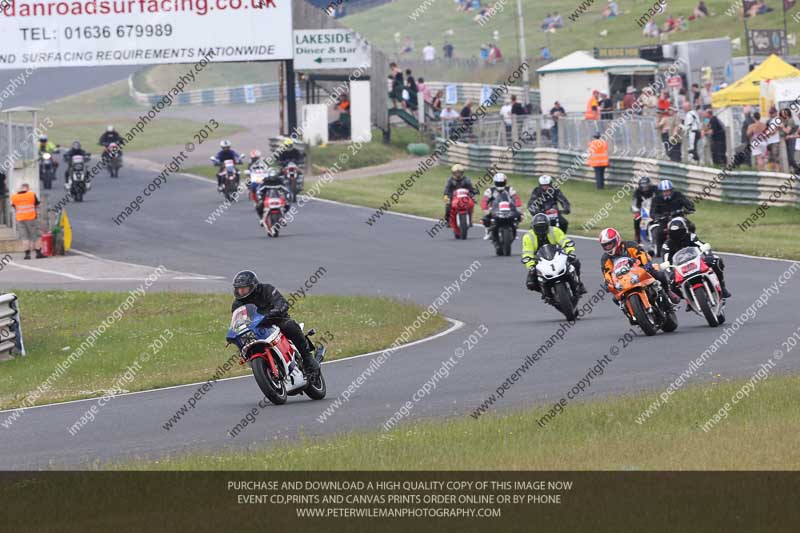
535;243;559;262
672;246;700;265
230;304;258;336
612;257;633;277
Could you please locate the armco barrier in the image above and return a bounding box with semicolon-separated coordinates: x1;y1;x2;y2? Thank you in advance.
0;293;24;360
128;77;303;107
437;139;800;207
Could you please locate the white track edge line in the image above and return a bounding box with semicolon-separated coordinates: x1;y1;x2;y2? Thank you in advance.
0;317;464;415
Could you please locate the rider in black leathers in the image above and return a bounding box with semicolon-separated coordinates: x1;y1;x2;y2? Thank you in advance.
662;217;731;298
632;176;656;244
652;181;696;232
442;164;478;224
527;174;571;232
255;168;290;223
98;125;124;147
62;141;90;183
231;270;320;375
277;140;303;167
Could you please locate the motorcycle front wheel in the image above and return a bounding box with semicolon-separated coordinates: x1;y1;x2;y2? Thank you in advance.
252;356;287;405
555;282;577;321
629;293;658;336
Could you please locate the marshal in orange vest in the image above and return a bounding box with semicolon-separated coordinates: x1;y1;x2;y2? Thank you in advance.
10;190;39;222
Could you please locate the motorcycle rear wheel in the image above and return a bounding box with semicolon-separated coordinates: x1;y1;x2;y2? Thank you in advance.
629;293;658;336
252;356;288;405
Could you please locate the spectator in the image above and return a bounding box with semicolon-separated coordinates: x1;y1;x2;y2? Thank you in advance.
700;81;713;109
328;93;351;140
551;12;564;28
623;86;636;110
643;19;659;38
422;42;436;62
440;104;460;138
694;1;709;17
541;13;553;30
585;90;600;119
746;0;773;17
460;99;475;137
657;90;671;115
659;107;683;162
602;0;619;18
540;46;552;60
588;133;609;189
500;99;513;141
640;86;658;113
703;109;727;165
780;108;799;172
690;83;701;107
10;182;45;260
740;105;755;145
488;43;503;63
400;36;414;54
443;41;454;59
550;101;565;147
388;62;405;108
431;90;444;114
683;101;702;163
417;77;432;105
0;170;6;225
765;107;782;170
747;111;768;170
599;92;614;120
404;69;418;111
510;94;527;116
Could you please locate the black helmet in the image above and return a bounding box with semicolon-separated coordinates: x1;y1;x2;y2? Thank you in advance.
531;213;550;236
233;270;258;299
667;217;689;242
72;140;81;150
638;176;652;191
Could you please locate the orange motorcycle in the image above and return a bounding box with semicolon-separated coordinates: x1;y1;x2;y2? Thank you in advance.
609;257;678;336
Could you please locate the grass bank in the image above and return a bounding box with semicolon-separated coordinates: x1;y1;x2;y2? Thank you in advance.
315;166;800;259
0;291;446;410
119;372;800;470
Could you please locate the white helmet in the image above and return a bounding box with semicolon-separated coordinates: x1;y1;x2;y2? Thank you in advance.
220;139;232;149
493;173;507;190
538;175;553;186
106;125;114;132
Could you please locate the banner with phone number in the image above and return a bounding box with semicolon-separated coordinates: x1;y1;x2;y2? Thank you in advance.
0;0;293;69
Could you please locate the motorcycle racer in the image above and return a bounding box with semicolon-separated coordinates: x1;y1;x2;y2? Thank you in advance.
599;227;680;305
231;270;320;376
442;164;478;225
523;213;586;295
631;176;656;244
662;217;731;298
527;175;571;231
480;173;522;240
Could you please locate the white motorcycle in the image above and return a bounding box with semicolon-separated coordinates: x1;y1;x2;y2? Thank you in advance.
661;243;726;327
530;244;581;321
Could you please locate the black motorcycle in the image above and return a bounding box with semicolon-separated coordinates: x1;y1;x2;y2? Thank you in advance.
281;161;304;204
66;154;90;202
211;156;241;202
649;208;695;257
489;191;520;256
102;142;123;178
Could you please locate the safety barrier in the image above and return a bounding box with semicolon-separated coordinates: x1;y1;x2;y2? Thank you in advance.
0;293;24;360
387;80;540;112
437;140;800;207
127;77;304;107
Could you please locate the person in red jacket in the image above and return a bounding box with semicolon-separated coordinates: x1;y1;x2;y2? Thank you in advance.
480;172;522;240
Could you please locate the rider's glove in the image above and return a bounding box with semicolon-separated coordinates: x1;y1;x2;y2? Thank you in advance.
443;195;449;203
633;212;641;221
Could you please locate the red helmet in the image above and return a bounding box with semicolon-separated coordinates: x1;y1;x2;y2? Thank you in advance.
599;228;622;254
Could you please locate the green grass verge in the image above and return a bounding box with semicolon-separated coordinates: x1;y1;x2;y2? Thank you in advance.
314;166;800;259
346;0;798;75
133;62;280;93
38;80;244;153
0;291;446;410
118;372;800;470
309;128;426;172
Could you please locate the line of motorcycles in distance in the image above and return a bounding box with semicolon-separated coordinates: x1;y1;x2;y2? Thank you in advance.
446;187;726;338
210;155;304;238
39;142;123;202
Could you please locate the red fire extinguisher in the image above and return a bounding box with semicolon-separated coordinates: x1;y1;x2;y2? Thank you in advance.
40;232;53;257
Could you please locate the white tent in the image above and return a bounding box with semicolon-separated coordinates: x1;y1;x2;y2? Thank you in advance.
537;51;658;115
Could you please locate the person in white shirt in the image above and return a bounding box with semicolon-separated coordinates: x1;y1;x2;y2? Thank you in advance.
499;100;513;143
682;101;701;162
422;43;436;62
440;105;460;138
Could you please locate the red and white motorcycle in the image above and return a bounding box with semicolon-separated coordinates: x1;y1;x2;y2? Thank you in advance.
661;244;725;327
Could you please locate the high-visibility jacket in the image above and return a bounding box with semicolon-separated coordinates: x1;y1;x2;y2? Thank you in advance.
10;190;38;222
588;139;609;167
585;97;599;119
522;226;575;270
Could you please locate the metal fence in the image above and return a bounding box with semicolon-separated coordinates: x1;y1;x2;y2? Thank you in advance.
557;116;663;159
0;122;36;170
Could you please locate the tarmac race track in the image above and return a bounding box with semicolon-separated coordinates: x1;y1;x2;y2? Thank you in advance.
1;164;798;469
